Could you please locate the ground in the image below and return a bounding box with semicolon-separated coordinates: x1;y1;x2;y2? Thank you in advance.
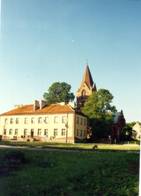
0;142;139;196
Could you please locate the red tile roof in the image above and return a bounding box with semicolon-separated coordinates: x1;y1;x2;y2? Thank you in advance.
0;104;75;116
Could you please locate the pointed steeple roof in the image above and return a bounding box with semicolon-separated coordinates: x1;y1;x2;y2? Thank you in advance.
81;65;94;88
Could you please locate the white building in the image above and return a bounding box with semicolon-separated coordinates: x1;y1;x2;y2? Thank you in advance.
132;122;141;140
0;101;87;143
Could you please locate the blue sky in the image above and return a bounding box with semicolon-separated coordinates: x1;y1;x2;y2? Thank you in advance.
1;0;141;122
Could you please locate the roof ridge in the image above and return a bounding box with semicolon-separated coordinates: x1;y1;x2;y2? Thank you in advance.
0;103;75;116
66;104;75;112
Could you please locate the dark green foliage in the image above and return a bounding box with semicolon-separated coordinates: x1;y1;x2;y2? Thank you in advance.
82;89;116;139
0;150;26;176
121;122;136;141
43;82;75;104
4;150;26;164
37;159;56;168
0;149;139;196
82;89;116;120
89;118;113;140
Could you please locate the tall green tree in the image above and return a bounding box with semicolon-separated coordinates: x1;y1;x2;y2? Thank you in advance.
43;82;75;104
82;89;116;120
82;89;117;139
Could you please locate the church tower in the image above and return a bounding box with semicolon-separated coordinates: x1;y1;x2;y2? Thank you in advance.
76;65;97;109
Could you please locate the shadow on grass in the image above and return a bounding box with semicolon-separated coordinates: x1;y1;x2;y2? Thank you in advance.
0;150;27;177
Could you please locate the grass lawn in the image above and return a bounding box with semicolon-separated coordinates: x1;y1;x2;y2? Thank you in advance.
0;148;139;196
0;140;140;151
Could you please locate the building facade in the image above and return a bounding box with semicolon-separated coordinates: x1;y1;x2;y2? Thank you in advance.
132;122;141;140
0;102;87;143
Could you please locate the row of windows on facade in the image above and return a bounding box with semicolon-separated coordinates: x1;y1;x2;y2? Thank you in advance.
3;128;85;137
3;116;86;126
77;129;85;137
76;116;87;126
3;116;67;124
3;128;66;137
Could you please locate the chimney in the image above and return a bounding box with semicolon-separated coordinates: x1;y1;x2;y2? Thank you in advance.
33;100;40;111
14;104;23;108
40;100;47;109
59;102;65;106
68;101;75;108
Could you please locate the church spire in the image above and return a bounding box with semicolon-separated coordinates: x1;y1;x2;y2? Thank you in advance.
76;64;97;110
81;65;94;89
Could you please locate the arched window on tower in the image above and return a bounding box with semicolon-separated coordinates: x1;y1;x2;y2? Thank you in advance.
81;90;86;97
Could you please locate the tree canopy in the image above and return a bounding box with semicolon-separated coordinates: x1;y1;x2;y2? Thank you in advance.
82;89;117;139
82;89;116;120
43;82;75;104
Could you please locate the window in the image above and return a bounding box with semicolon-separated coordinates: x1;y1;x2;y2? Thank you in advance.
77;129;79;136
38;129;42;136
62;116;66;124
38;117;42;124
44;117;49;124
31;117;35;124
44;129;48;137
24;129;28;137
54;129;58;137
54;116;59;124
31;129;34;138
81;90;86;96
15;118;19;124
80;118;83;125
4;118;8;124
24;118;28;124
80;130;83;137
76;117;79;124
61;129;66;136
9;129;12;135
10;118;13;124
3;129;6;135
15;129;18;135
84;119;87;126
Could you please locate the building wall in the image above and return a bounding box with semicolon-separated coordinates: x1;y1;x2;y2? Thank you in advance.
74;114;87;140
0;113;87;143
0;113;76;143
